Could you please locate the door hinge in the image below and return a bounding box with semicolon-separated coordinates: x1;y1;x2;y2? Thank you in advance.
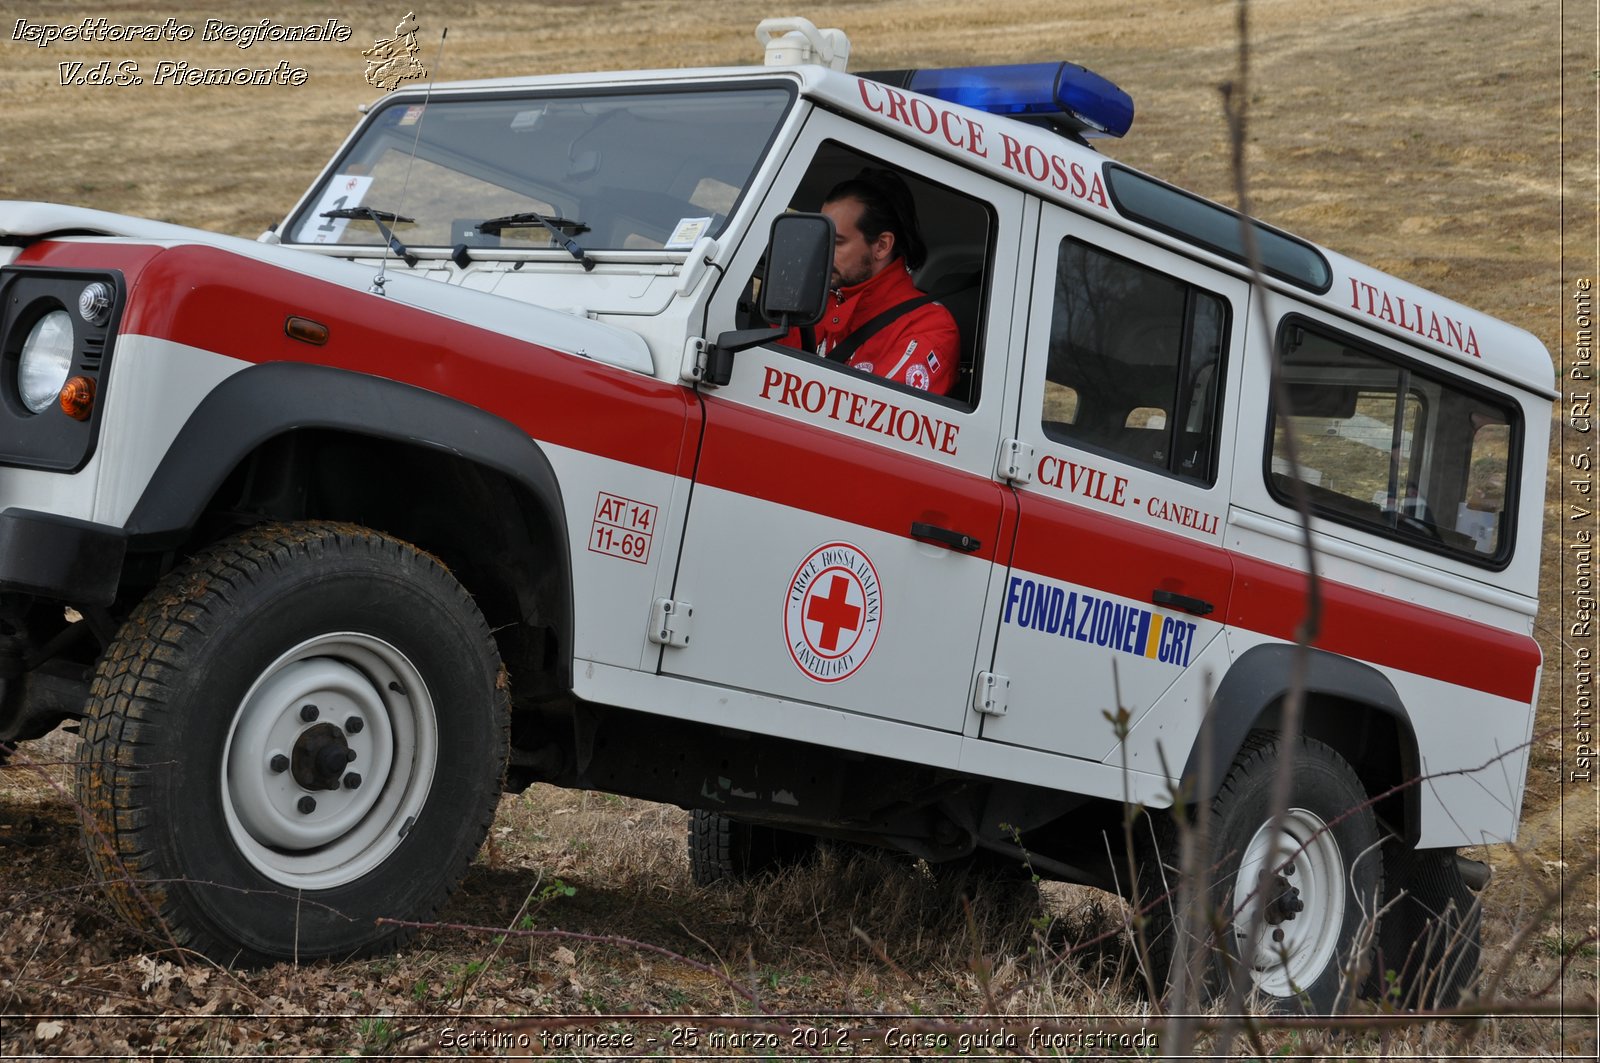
973;671;1009;716
648;598;695;648
998;439;1033;484
679;336;710;383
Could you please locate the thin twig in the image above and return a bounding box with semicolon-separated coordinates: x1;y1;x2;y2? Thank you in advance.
1214;1;1324;1049
451;875;543;1009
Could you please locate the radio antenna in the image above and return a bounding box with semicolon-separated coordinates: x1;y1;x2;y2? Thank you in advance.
372;25;448;296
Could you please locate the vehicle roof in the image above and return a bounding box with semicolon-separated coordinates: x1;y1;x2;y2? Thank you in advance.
372;63;1555;397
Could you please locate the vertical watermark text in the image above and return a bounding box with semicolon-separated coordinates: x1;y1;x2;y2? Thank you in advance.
1570;278;1595;782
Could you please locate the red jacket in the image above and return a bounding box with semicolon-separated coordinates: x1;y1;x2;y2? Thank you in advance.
785;263;960;395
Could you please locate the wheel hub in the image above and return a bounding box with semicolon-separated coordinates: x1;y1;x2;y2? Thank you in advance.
221;632;438;889
1262;872;1305;925
291;722;356;791
1233;807;1345;998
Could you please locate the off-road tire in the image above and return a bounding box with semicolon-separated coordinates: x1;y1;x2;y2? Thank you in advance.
688;809;820;885
76;521;508;965
1137;732;1383;1013
1376;845;1482;1008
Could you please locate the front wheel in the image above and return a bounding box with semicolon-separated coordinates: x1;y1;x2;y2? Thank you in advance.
77;522;509;964
1139;733;1382;1012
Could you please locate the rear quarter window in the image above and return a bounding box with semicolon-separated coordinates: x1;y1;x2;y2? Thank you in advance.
1267;318;1520;567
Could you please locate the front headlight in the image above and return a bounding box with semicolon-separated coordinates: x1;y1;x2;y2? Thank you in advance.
18;310;73;414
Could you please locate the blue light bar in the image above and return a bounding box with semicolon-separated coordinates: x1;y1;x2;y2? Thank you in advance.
899;62;1134;140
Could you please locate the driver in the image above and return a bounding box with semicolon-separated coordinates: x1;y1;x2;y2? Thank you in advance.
789;168;959;395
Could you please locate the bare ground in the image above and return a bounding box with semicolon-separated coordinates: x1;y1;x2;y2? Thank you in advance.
2;0;1596;1057
3;729;1593;1058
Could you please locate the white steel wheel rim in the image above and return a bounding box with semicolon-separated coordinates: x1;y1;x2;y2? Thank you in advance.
1232;807;1345;998
222;632;438;889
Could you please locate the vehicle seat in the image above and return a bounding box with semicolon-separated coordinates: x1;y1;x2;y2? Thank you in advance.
917;253;984;404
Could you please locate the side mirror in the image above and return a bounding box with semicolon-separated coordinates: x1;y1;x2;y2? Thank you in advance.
706;213;834;386
759;213;833;325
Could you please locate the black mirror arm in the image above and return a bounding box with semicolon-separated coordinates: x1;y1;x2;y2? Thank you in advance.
704;322;794;388
713;325;788;352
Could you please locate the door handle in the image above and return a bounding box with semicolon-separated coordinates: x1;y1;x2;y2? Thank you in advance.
1152;589;1214;616
911;522;981;553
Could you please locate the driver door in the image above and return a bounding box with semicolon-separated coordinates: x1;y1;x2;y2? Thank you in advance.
660;112;1026;733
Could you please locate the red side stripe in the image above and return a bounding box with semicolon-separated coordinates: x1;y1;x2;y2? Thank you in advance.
702;402;1537;702
20;242;701;479
1008;490;1234;619
1009;490;1536;702
1229;555;1539;703
19;240;1539;701
694;394;1010;556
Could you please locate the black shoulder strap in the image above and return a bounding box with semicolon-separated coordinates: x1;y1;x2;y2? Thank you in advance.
824;294;938;364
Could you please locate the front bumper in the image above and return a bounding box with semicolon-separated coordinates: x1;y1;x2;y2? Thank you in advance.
0;507;125;606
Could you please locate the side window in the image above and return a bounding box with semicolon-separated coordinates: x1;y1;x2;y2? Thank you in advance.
1043;240;1229;482
1268;321;1519;564
745;141;994;406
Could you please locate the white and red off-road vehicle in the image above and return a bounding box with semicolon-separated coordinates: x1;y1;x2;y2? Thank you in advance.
0;18;1550;1009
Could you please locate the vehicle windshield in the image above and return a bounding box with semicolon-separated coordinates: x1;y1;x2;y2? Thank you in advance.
285;83;794;253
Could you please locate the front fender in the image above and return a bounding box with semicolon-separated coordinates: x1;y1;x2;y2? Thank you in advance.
123;361;573;679
126;361;568;545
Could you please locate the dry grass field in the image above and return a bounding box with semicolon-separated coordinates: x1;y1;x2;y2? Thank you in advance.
2;0;1596;1057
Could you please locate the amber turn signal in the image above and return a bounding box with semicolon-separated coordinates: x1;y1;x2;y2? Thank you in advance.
285;316;330;345
59;375;95;420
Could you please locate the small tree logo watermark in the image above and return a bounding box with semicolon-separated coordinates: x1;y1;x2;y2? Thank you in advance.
363;11;426;91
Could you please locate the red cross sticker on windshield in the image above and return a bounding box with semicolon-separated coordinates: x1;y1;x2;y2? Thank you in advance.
785;542;882;683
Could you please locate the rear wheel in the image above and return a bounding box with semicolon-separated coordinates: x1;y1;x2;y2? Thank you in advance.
1138;733;1382;1012
687;809;820;885
77;522;508;964
1376;845;1482;1008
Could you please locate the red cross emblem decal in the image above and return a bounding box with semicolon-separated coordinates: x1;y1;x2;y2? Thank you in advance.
806;574;862;651
784;542;882;683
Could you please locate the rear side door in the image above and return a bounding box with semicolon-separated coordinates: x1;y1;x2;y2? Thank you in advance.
980;207;1245;761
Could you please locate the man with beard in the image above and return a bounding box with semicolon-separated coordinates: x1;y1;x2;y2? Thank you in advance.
788;168;960;395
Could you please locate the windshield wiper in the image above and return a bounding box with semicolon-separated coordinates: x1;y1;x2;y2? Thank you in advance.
476;211;595;271
321;206;418;267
